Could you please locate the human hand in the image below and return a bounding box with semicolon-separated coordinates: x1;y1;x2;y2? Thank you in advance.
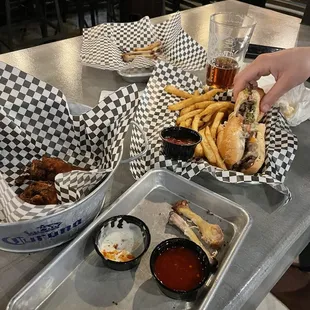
233;47;310;112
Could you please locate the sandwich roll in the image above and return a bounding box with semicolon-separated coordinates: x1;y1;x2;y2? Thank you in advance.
240;123;265;174
218;87;266;175
218;115;245;168
232;123;266;174
233;88;265;124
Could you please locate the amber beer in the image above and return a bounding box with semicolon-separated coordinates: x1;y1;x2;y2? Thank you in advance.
206;56;240;89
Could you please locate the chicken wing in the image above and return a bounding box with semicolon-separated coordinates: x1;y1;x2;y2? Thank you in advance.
16;156;87;205
173;200;224;248
19;181;58;205
30;155;86;181
168;211;217;266
16;155;87;186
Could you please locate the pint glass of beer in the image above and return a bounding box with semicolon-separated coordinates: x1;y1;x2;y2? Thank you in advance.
206;13;256;89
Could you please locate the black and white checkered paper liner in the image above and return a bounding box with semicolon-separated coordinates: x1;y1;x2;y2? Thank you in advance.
80;12;207;71
0;61;139;223
129;61;298;198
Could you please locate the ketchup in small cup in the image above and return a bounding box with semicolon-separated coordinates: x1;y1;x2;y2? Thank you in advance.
150;238;211;301
164;137;197;146
160;127;202;161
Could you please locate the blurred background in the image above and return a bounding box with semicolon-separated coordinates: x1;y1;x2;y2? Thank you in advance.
0;0;309;53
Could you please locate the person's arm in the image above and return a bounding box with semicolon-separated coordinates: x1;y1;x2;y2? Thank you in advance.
233;47;310;112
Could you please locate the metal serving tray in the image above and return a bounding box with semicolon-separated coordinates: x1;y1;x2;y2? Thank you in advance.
7;169;252;310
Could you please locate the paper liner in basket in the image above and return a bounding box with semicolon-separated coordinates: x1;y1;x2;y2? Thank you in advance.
0;61;139;223
80;12;207;71
129;61;298;198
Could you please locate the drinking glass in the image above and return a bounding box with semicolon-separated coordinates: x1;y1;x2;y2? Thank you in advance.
206;13;256;89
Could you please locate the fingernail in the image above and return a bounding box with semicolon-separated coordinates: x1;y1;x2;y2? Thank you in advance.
261;104;268;113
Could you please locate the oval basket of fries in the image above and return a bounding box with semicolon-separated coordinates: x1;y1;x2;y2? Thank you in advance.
129;61;298;198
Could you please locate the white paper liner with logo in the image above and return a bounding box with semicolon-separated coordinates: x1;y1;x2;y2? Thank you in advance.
0;61;139;223
129;61;298;199
80;12;207;71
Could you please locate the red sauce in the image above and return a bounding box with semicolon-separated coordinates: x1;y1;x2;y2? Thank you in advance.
164;136;196;145
154;246;204;291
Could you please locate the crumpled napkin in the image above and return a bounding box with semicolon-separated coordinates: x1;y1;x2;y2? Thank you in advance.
261;83;310;127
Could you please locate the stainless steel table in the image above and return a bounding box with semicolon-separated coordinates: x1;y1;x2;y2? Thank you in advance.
1;1;310;309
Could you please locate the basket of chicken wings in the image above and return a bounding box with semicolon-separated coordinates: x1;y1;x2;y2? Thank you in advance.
0;61;140;252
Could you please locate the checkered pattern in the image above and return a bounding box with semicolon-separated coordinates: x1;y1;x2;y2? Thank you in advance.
0;62;139;222
129;61;298;198
81;16;158;70
154;13;207;71
80;12;208;72
83;16;156;49
154;11;182;52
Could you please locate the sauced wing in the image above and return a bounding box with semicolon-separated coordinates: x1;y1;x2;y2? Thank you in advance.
19;181;58;205
28;156;87;182
17;156;88;205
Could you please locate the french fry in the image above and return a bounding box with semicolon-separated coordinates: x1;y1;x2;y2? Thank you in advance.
204;88;225;100
164;85;193;99
217;124;224;147
168;97;196;111
195;101;216;109
180;104;196;116
220;106;233;116
180;121;187;127
205;127;227;170
198;123;207;132
184;118;193;128
203;112;216;124
203;106;232;123
194;144;204;158
203;85;209;93
228;110;235;120
194;90;200;96
198;120;204;127
176;109;203;125
200;102;233;118
211;112;225;140
192;115;201;131
200;130;216;165
169;91;225;111
180;100;215;116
